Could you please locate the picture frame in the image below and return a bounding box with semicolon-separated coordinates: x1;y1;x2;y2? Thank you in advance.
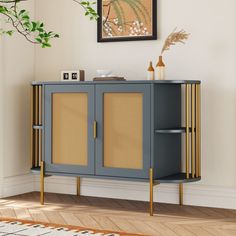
61;71;71;81
61;70;85;81
97;0;157;42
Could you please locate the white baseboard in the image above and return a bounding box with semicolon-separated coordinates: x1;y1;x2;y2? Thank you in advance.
34;175;236;210
2;174;34;198
0;179;3;198
2;174;236;210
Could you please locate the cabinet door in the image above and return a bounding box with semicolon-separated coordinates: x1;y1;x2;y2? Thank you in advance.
44;85;95;175
96;84;151;179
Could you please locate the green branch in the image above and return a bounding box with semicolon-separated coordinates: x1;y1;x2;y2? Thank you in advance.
0;0;98;48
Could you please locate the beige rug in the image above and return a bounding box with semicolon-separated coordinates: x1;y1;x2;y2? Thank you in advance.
0;218;144;236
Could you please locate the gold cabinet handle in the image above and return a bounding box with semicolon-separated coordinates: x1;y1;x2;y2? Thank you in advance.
93;121;97;139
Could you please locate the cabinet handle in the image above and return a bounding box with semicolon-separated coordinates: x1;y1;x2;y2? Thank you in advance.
93;121;97;139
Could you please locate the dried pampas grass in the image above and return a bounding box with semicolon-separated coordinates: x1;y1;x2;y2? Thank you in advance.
161;28;190;55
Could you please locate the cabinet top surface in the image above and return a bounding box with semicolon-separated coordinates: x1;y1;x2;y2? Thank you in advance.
32;80;201;86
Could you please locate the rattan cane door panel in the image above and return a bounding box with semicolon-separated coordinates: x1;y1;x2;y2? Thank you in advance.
103;93;143;170
52;93;88;166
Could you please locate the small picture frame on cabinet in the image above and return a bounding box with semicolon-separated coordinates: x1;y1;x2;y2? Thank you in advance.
61;71;70;81
71;72;78;80
61;71;85;81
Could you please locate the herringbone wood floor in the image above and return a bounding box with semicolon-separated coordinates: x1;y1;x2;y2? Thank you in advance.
0;192;236;235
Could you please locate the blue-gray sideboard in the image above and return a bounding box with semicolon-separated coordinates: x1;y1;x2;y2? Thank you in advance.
30;80;201;216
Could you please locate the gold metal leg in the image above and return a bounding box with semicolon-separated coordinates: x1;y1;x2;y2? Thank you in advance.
40;161;44;205
77;177;80;196
149;168;154;216
179;183;183;206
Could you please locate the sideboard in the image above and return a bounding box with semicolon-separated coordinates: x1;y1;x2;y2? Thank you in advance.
30;80;201;216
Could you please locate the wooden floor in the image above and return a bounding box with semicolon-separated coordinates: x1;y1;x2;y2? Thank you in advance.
0;192;236;236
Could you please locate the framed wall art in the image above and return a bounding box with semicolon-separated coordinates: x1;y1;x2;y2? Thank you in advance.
97;0;157;42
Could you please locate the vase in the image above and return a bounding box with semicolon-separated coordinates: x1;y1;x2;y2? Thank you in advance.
147;61;155;80
156;56;165;80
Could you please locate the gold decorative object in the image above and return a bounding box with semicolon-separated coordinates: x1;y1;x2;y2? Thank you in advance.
156;56;165;80
147;61;155;80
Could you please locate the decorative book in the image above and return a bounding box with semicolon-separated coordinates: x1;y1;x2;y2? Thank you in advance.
93;77;126;81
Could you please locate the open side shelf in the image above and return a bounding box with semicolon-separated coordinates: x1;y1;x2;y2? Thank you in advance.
33;125;43;130
31;85;43;169
155;127;196;134
156;173;201;183
31;167;40;173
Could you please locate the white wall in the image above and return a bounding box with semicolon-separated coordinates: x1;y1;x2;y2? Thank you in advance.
35;0;236;187
0;1;35;197
0;18;4;196
1;0;236;208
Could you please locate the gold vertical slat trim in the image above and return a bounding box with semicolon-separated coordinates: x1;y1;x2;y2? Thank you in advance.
32;86;35;168
191;84;195;178
185;84;190;179
30;86;33;168
32;86;36;168
199;85;201;176
195;85;199;177
33;87;37;168
35;130;39;167
35;86;39;167
149;168;154;216
77;177;80;196
39;86;42;164
179;183;183;206
35;86;39;125
196;84;201;177
39;130;41;164
33;86;36;124
39;86;42;125
93;121;97;139
40;161;44;205
37;86;40;167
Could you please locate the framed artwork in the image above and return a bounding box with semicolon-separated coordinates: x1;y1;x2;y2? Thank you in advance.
97;0;157;42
